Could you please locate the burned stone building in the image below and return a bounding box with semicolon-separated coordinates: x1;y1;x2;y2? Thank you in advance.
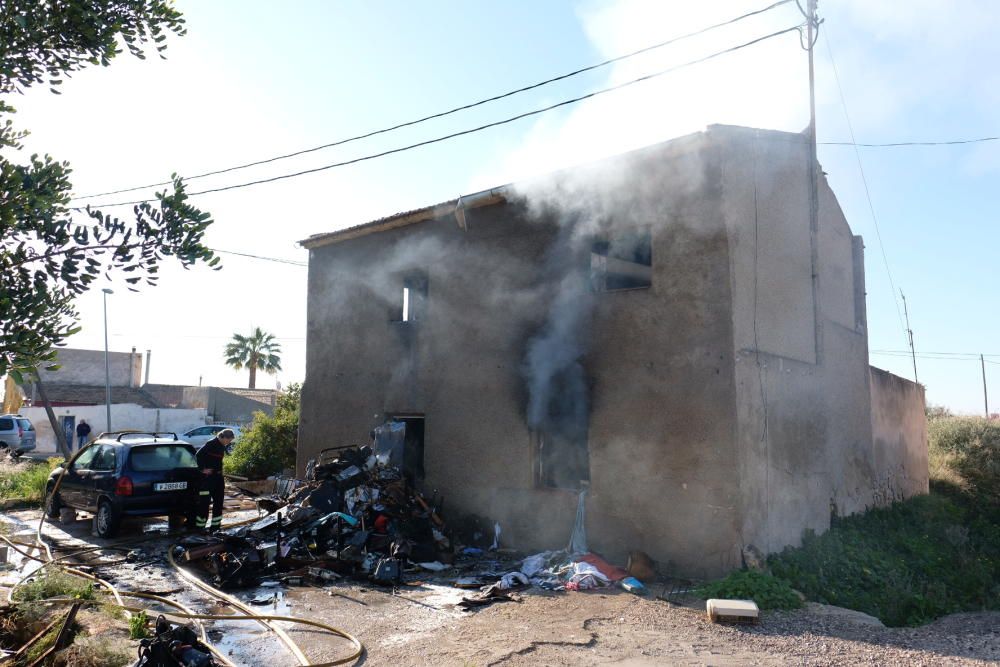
298;125;927;577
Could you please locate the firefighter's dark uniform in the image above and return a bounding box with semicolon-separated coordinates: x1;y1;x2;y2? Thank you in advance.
195;437;226;531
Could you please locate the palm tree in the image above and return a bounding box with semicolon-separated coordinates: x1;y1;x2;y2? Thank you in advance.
224;327;282;389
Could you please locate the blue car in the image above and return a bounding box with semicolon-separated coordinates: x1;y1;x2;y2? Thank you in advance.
45;432;202;538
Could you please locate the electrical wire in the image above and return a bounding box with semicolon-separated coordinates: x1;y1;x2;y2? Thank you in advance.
69;0;795;202
823;29;908;344
820;136;999;147
80;24;806;209
213;248;306;266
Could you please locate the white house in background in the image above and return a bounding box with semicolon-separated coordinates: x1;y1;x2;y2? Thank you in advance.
2;347;278;453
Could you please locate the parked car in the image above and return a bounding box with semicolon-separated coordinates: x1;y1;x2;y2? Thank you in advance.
44;432;201;537
180;424;242;451
0;414;36;457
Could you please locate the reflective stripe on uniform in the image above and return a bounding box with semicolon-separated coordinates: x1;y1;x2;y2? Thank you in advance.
210;517;222;527
199;490;210;496
195;516;207;527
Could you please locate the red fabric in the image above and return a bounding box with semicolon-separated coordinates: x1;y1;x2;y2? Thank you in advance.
577;553;627;581
373;514;390;534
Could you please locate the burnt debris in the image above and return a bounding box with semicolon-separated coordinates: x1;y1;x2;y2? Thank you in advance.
175;443;453;589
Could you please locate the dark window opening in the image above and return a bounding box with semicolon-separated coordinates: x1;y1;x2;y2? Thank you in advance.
393;272;428;322
591;231;652;291
375;415;425;482
534;368;590;490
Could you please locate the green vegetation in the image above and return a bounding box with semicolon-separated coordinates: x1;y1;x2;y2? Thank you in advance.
698;415;1000;627
24;625;59;664
128;610;150;639
0;458;62;505
225;383;300;479
768;493;999;626
927;416;1000;508
696;570;802;610
0;0;217;379
13;573;95;602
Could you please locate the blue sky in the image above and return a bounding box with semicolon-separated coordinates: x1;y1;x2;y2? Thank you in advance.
11;1;999;412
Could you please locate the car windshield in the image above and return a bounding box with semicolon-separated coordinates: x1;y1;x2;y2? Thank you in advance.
17;420;33;432
129;445;197;471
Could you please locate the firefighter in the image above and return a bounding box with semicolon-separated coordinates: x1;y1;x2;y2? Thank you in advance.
194;428;235;531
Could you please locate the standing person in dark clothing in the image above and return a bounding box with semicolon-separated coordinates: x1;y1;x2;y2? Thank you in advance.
75;420;91;450
194;428;235;531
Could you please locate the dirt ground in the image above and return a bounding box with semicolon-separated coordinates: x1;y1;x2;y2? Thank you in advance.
2;504;998;667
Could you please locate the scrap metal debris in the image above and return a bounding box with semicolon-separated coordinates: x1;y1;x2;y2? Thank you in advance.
174;441;658;613
175;443;454;590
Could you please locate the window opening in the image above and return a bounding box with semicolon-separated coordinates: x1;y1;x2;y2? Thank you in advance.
374;415;425;481
534;367;590;490
591;231;652;291
393;272;428;322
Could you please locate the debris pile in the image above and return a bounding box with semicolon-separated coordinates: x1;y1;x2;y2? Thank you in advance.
176;442;657;609
176;444;452;589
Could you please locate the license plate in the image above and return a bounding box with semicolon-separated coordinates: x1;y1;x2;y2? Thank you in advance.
154;482;187;491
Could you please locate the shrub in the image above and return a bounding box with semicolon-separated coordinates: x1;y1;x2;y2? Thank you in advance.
13;573;95;602
128;610;150;639
225;383;300;479
928;416;1000;508
768;493;1000;627
696;570;802;610
0;458;62;505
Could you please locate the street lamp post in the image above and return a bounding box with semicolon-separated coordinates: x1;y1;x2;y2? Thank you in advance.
102;288;113;432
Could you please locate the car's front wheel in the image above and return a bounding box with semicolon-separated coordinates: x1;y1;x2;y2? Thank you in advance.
44;483;61;519
94;499;121;538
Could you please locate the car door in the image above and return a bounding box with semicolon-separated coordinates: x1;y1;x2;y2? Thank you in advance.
60;445;99;508
86;445;119;511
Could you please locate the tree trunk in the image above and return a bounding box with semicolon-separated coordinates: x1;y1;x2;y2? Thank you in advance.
32;371;72;459
248;363;256;390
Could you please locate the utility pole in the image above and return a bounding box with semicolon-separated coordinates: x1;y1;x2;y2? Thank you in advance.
982;354;989;417
805;0;822;361
901;290;918;383
102;288;113;432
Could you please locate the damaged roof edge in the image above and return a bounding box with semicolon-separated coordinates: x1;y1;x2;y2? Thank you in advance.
299;187;509;250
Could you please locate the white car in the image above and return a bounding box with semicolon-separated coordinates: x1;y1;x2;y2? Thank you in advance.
180;424;242;449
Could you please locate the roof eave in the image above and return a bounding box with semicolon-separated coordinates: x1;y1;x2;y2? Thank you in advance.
300;187;508;250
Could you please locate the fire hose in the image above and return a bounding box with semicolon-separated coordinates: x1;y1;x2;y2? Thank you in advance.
1;459;364;666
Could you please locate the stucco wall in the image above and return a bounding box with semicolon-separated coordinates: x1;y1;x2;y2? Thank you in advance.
301;133;742;576
720;126;875;555
20;404;207;453
869;366;929;503
34;348;143;387
181;387;273;424
300;126;903;576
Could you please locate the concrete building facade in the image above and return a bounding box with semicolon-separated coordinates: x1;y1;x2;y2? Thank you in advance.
298;126;928;577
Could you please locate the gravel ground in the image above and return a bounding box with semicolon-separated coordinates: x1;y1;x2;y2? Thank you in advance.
329;589;999;667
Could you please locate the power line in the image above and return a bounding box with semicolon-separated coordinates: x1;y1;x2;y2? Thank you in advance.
871;349;1000;357
212;248;306;266
57;220;307;266
823;30;908;344
80;24;805;209
69;0;795;202
820;136;999;147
